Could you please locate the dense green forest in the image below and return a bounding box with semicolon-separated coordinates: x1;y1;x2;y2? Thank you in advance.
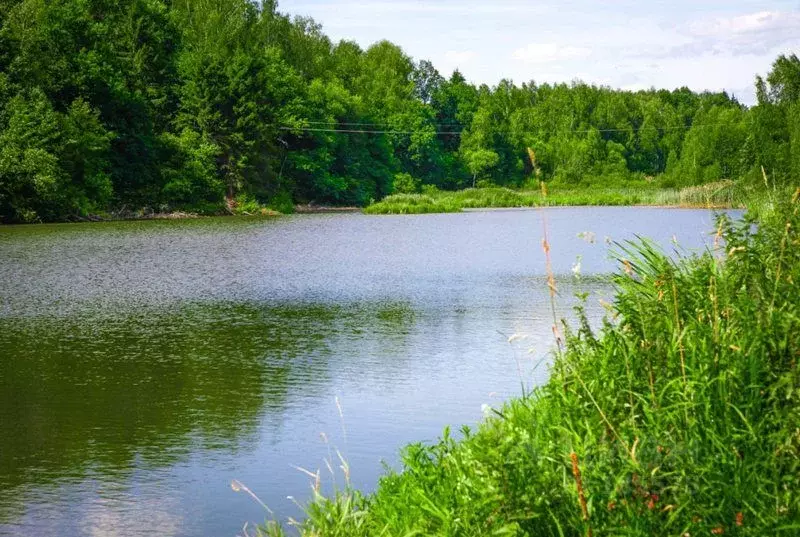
0;0;799;222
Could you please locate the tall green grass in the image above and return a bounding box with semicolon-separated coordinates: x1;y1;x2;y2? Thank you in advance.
255;192;800;536
363;182;780;214
362;193;462;214
364;186;653;214
650;180;795;215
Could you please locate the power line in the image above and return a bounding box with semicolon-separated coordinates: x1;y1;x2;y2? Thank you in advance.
302;120;464;127
277;126;462;135
276;122;751;136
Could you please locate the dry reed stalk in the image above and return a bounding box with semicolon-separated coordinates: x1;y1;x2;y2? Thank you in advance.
543;186;636;460
335;396;348;450
527;147;540;177
231;479;274;516
291;465;322;494
570;452;593;537
538;181;631;457
538;182;561;351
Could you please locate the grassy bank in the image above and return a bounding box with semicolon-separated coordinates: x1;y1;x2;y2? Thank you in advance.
22;195;286;223
363;181;781;215
257;191;800;536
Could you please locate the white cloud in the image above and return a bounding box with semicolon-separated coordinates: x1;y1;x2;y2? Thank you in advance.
289;1;550;16
443;50;476;65
678;10;800;55
438;50;478;77
512;43;592;64
279;1;799;105
688;10;794;37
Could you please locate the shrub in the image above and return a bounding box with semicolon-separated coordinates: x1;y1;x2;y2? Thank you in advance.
392;173;420;194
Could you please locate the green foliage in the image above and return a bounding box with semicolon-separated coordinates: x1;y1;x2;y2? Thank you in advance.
463;148;500;186
364;182;778;214
392;172;420;194
267;191;295;215
363;193;460;214
0;2;798;222
667;105;750;186
159;129;224;211
0;89;112;221
229;193;278;216
282;194;800;536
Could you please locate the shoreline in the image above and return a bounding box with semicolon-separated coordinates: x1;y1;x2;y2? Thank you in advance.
1;202;742;225
294;204;362;214
458;202;739;212
276;194;799;536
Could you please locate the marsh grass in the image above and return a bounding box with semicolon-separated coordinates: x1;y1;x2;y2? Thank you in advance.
362;193;461;214
364;186;654;214
363;181;782;214
264;192;800;536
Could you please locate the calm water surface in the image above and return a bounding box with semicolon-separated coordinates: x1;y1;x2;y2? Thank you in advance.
0;208;734;536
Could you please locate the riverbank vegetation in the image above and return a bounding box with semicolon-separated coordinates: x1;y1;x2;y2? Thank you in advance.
1;0;799;222
258;192;800;536
363;180;785;214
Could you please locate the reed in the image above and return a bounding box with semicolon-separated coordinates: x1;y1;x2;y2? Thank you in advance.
363;181;774;214
261;193;800;536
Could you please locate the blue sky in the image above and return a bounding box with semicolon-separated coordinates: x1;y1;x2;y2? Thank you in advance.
278;0;800;105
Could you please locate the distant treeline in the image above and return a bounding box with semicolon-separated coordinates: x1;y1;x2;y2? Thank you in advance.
0;0;798;222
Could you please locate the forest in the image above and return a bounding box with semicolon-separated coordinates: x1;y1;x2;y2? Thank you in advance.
0;0;799;222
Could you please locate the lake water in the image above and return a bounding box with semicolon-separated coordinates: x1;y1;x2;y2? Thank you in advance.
0;207;734;536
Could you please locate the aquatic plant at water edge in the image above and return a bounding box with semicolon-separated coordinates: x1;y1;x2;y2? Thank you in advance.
268;192;800;536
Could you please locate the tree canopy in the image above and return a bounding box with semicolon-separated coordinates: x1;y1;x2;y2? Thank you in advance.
0;0;798;222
